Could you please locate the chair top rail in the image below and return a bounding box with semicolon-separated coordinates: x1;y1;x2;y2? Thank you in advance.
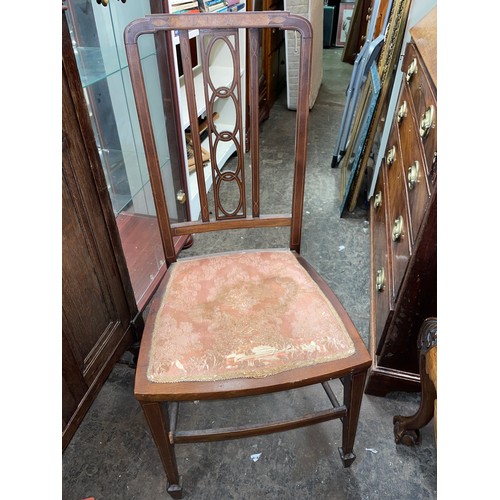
124;12;313;45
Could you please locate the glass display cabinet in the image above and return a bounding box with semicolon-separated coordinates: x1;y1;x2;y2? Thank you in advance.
64;0;189;310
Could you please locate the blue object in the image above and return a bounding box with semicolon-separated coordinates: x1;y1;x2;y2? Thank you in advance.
323;6;335;48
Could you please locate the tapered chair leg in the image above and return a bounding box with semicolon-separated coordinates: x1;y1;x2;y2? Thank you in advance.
338;370;367;467
141;402;183;499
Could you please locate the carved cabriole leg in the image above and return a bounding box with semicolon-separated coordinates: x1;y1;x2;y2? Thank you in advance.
141;402;183;499
393;365;436;445
338;370;367;467
393;318;437;446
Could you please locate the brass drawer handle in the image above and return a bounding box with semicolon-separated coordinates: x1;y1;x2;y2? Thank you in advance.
392;215;404;242
376;268;385;292
407;161;420;190
406;58;418;82
397;101;407;122
176;190;187;204
386;145;396;166
419;105;435;137
374;191;382;209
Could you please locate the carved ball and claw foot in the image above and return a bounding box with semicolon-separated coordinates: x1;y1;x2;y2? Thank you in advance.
393;416;421;446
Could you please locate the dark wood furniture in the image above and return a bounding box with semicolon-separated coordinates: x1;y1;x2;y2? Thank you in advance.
365;8;437;396
393;317;437;445
125;11;371;498
341;0;372;64
246;0;286;124
261;0;286;108
62;10;142;450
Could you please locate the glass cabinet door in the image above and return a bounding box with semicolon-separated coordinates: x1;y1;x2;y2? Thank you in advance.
65;0;188;310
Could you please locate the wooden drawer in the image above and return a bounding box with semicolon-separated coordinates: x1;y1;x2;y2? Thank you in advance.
402;43;424;111
366;8;437;396
414;70;437;182
384;126;411;302
397;85;431;244
402;43;437;181
370;161;392;350
371;163;392;351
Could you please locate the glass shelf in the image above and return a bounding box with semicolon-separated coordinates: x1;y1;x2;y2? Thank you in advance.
98;147;171;216
72;45;156;88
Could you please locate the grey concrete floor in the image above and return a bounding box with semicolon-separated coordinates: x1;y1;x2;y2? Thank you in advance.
62;48;437;500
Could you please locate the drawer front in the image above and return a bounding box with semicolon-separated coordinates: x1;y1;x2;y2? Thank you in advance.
398;85;431;244
414;69;437;182
402;43;437;182
384;126;411;302
402;43;424;110
371;164;392;351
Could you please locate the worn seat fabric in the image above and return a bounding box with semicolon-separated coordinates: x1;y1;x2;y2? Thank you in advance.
147;250;355;383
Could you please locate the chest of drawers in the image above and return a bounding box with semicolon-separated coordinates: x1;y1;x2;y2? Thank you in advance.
365;10;437;396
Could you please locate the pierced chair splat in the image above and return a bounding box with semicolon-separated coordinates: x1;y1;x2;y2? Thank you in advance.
124;11;371;499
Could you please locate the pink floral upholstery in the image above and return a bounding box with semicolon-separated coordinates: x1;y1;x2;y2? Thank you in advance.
147;250;355;383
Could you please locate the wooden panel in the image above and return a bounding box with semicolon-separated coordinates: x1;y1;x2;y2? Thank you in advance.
409;6;437;87
377;194;437;373
412;64;437;179
384;126;411;302
62;11;138;449
62;178;114;360
371;164;393;353
62;327;88;426
402;43;437;179
398;86;431;245
365;12;437;395
402;44;418;101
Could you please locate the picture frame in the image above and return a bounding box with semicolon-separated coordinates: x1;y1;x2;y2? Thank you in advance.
339;63;381;215
336;2;355;48
345;0;412;213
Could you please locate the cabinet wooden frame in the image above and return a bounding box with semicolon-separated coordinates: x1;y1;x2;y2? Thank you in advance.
62;9;142;450
364;8;437;396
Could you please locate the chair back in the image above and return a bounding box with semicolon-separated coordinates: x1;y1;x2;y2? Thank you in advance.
124;12;312;264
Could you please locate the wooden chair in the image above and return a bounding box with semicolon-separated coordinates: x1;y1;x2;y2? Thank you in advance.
124;11;371;498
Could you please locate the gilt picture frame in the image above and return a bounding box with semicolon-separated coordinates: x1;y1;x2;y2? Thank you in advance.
344;0;413;213
339;63;381;215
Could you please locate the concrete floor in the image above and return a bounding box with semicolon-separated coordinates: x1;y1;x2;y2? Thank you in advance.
62;48;437;500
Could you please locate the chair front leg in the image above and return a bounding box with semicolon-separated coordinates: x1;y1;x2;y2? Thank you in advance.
141;401;183;499
338;370;367;467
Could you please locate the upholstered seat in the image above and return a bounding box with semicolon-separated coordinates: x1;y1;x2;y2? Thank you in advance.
147;250;355;384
